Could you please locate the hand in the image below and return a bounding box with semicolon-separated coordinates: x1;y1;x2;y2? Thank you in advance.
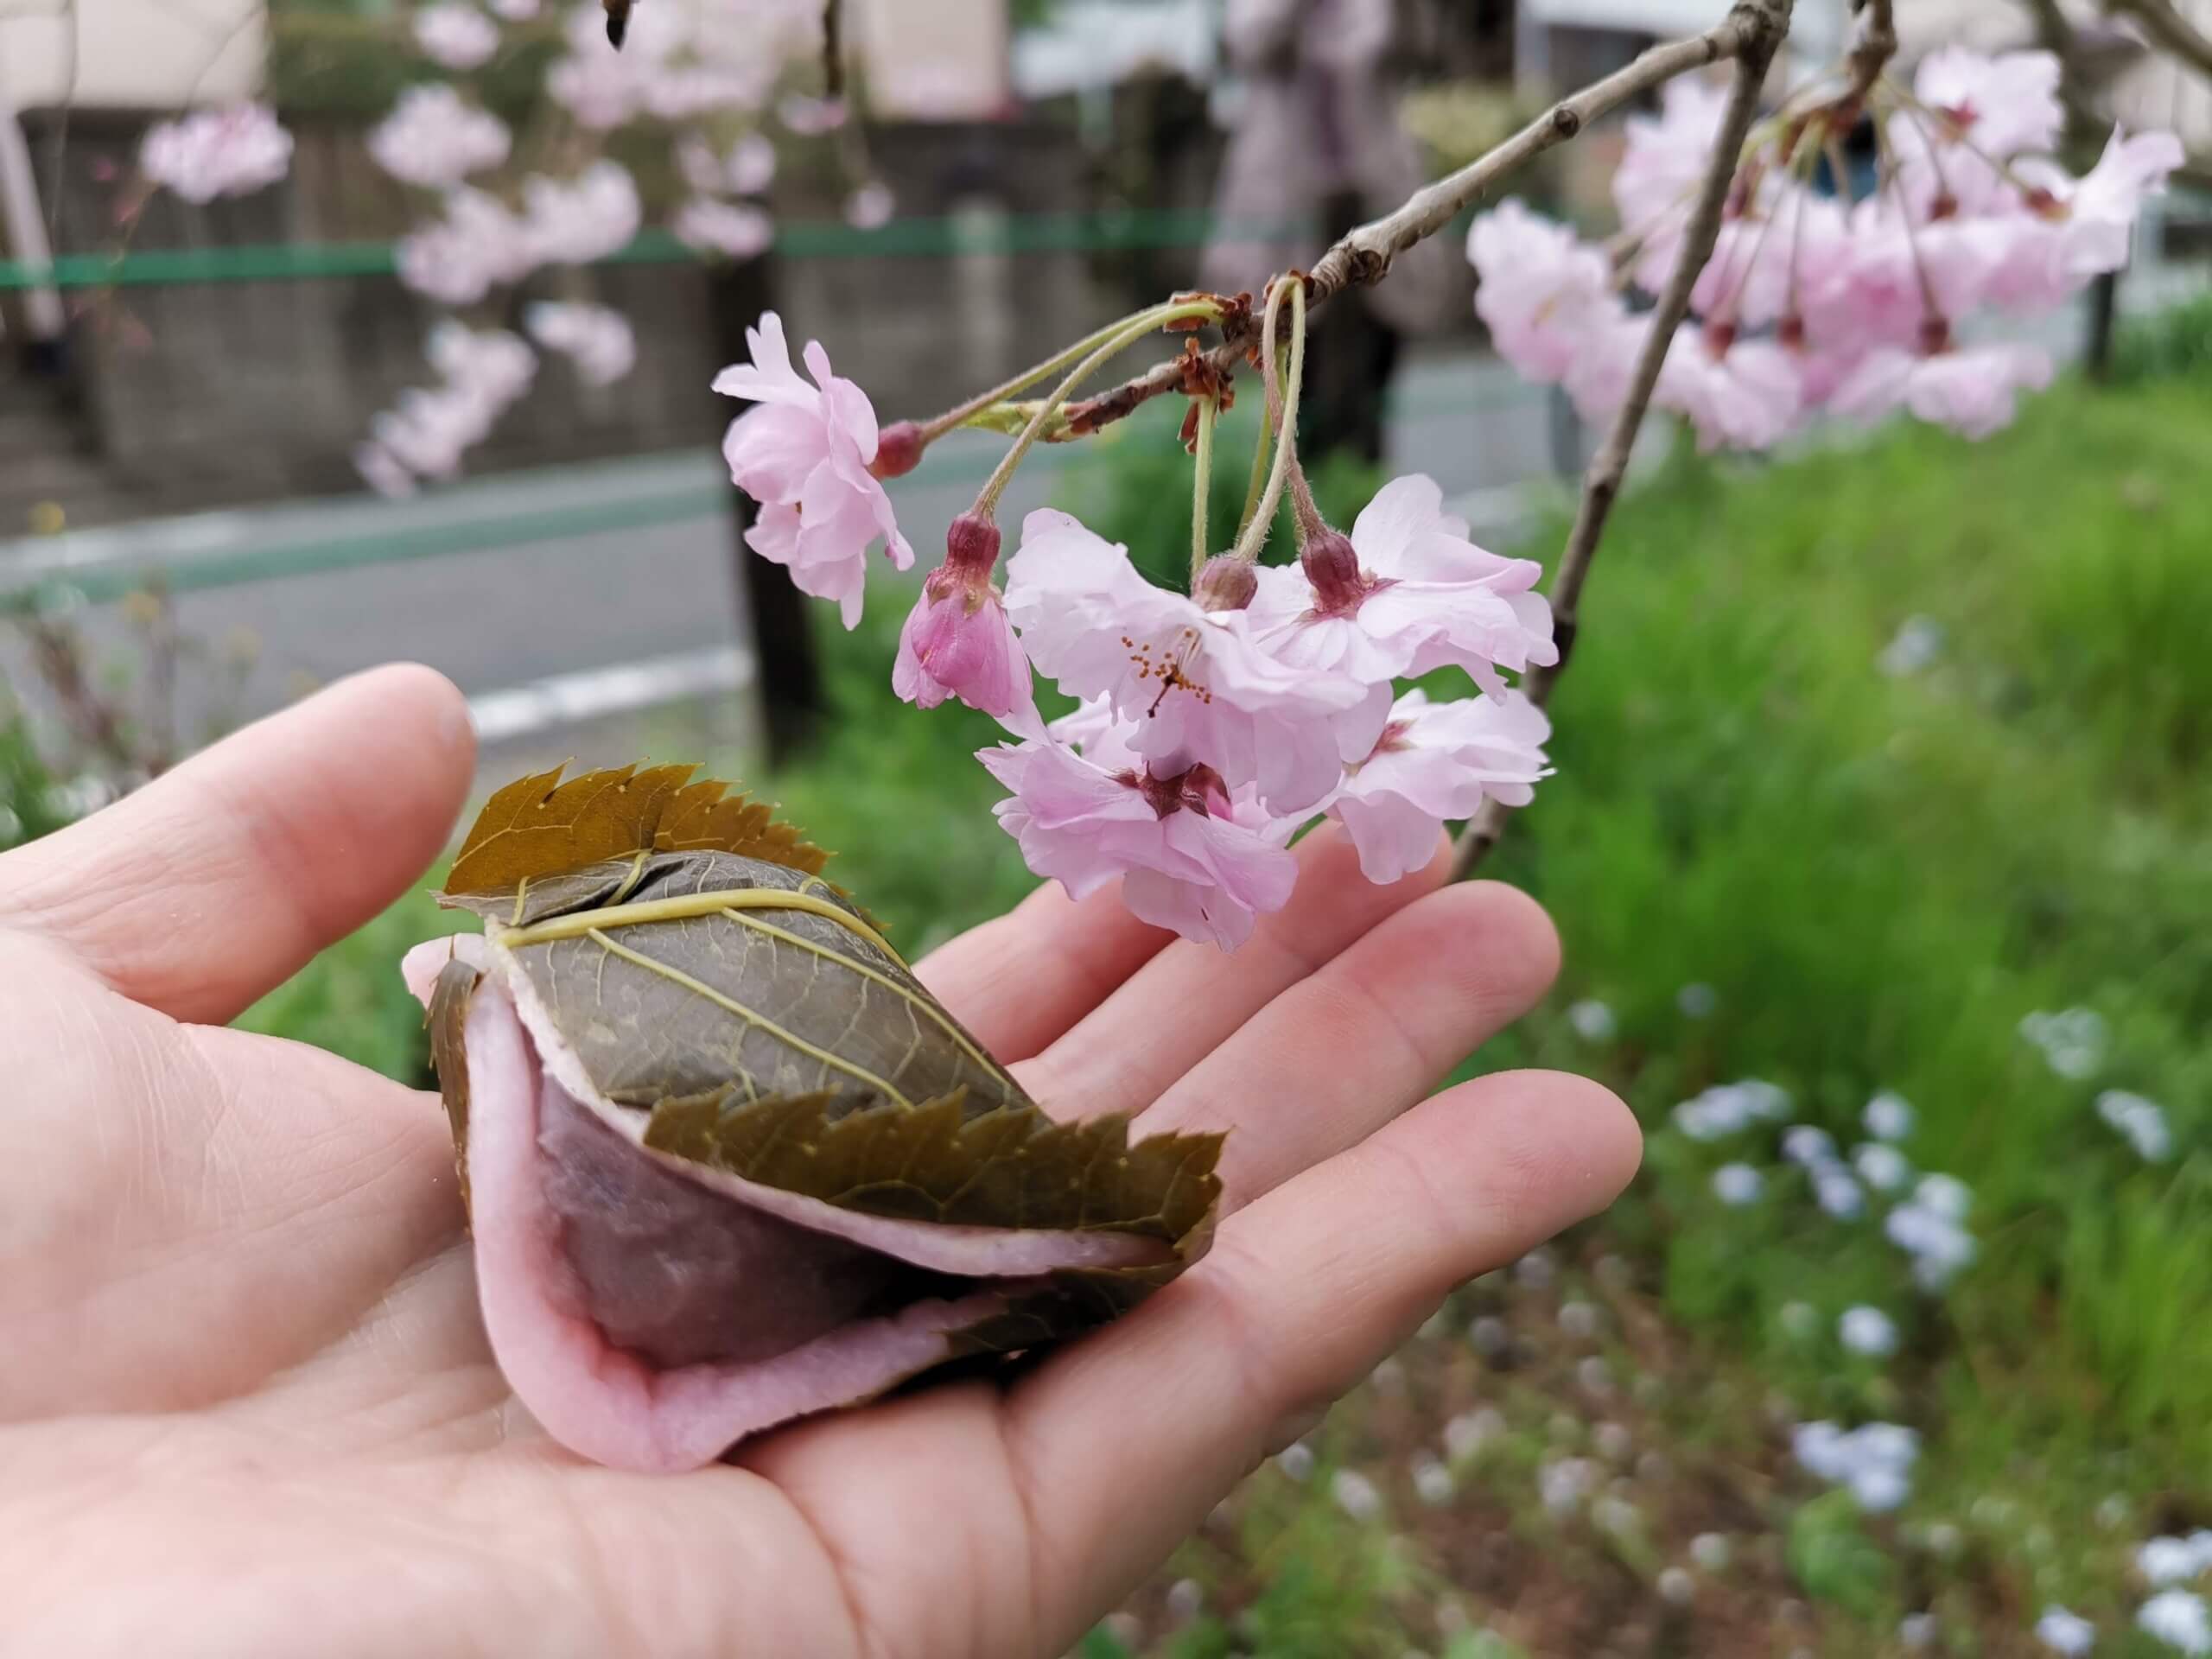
0;665;1637;1659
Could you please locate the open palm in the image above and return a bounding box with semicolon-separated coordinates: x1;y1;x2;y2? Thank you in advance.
0;666;1637;1659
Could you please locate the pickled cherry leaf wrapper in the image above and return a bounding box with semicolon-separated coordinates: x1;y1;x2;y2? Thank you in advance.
412;765;1224;1471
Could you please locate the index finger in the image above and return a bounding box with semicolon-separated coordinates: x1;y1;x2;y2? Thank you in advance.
0;664;475;1026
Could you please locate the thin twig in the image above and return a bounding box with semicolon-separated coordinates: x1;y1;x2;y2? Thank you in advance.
1453;0;1795;880
1843;0;1897;101
1054;10;1777;441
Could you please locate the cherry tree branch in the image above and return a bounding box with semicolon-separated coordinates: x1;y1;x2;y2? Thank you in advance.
2105;0;2212;80
1452;0;1795;880
1049;4;1789;441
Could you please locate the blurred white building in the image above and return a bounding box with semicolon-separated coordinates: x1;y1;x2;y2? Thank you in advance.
0;0;267;111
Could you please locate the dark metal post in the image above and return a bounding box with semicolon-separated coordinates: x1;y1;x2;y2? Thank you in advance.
705;252;823;766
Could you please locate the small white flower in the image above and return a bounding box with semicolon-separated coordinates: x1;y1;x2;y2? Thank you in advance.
1677;982;1719;1018
1690;1533;1732;1572
1576;1356;1613;1397
1916;1173;1974;1221
1515;1249;1558;1289
1713;1162;1764;1205
1413;1455;1456;1506
2140;1588;2212;1655
1567;998;1618;1042
1539;1457;1598;1515
2036;1605;2095;1655
1878;616;1946;677
1783;1125;1836;1166
1559;1300;1601;1339
1854;1142;1914;1192
1592;1495;1642;1537
1165;1579;1205;1623
2141;1536;2206;1586
1469;1315;1511;1357
1840;1306;1899;1358
2020;1007;2108;1079
1445;1408;1506;1461
1815;1168;1867;1220
1899;1612;1938;1648
1592;1422;1633;1463
1332;1468;1383;1521
1275;1440;1314;1481
1658;1566;1696;1606
2098;1090;2173;1161
1865;1090;1916;1141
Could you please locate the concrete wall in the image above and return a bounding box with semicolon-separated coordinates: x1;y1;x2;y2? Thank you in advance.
15;106;1141;522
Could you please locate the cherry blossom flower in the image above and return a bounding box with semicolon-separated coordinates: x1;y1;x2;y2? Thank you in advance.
845;182;897;231
415;4;502;71
1831;336;2053;440
353;442;418;500
1318;689;1551;884
428;321;537;405
139;105;294;204
1656;332;1803;452
1915;46;2063;159
1245;474;1558;696
1003;512;1388;814
523;161;643;265
893;514;1037;724
2041;127;2186;279
679;133;777;198
396;187;533;304
524;302;638;387
489;0;540;16
369;85;512;190
675;198;774;259
976;728;1297;951
716;312;912;628
1467;202;1622;382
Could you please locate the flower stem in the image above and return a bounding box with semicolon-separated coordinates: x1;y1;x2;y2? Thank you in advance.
1189;391;1218;582
972;299;1217;518
1230;276;1307;564
918;310;1183;443
1235;346;1280;539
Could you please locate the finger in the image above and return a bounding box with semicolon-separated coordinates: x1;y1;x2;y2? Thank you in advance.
1016;823;1452;1117
1005;1069;1641;1653
1139;880;1560;1209
0;664;475;1026
913;877;1173;1063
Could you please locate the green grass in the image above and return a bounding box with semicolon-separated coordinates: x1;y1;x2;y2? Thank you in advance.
222;371;2211;1655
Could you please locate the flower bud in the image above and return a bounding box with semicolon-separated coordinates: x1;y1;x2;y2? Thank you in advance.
944;510;1001;579
870;420;925;480
1193;554;1257;613
1299;527;1366;616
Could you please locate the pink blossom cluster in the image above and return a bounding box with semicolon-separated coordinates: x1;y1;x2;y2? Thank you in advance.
356;0;849;493
138;105;295;205
356;323;537;497
716;315;1557;950
1469;49;2183;449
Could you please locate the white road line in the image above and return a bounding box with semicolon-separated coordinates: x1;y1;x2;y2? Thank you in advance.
467;645;757;745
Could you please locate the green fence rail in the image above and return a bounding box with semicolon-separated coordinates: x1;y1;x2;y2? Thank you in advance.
0;210;1310;292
